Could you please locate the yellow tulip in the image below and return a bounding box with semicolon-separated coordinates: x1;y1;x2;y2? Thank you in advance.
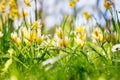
16;37;21;46
31;21;40;30
24;0;31;7
36;36;44;45
104;0;112;9
83;11;91;20
0;0;6;13
31;31;37;42
55;28;63;39
75;26;85;33
92;28;103;42
68;1;75;8
24;31;31;41
11;32;18;42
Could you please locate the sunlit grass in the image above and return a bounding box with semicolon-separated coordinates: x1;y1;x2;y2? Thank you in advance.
0;0;120;80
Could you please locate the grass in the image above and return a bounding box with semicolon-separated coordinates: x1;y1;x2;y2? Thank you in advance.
0;0;120;80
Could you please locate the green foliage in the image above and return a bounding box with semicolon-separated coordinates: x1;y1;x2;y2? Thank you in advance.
0;0;120;80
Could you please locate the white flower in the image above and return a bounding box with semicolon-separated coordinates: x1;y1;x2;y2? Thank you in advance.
111;44;120;53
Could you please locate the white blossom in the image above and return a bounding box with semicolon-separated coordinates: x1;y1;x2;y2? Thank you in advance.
112;44;120;53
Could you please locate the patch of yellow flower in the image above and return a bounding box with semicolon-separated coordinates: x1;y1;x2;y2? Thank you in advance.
11;20;44;46
8;0;18;20
0;0;28;20
92;27;103;44
24;0;31;7
52;27;69;47
55;27;63;39
104;0;113;9
31;20;42;30
75;26;85;33
11;32;21;46
68;0;79;8
36;35;44;45
0;0;6;13
83;11;91;21
75;26;86;47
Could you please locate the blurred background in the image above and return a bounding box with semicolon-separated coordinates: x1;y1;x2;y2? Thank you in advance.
16;0;120;29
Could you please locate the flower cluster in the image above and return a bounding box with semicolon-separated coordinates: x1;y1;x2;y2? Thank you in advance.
0;0;30;21
75;26;86;47
92;27;103;44
0;0;6;13
11;20;44;46
68;0;79;8
8;0;19;20
52;28;69;48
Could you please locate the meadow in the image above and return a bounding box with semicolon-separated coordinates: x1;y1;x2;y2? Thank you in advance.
0;0;120;80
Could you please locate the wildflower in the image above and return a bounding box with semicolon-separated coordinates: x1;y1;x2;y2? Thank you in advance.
24;31;31;41
52;36;62;47
24;0;31;7
104;0;113;9
83;11;91;20
31;20;41;30
0;0;6;13
0;31;3;38
8;0;18;20
75;33;86;47
79;33;86;40
57;39;64;47
63;36;69;47
16;37;21;46
75;26;85;33
68;1;75;8
55;27;63;39
11;32;21;46
92;27;103;42
99;34;103;42
53;36;69;48
9;8;18;20
36;35;44;45
11;32;18;42
75;37;85;47
9;0;16;7
112;44;120;53
92;39;97;45
31;30;37;42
